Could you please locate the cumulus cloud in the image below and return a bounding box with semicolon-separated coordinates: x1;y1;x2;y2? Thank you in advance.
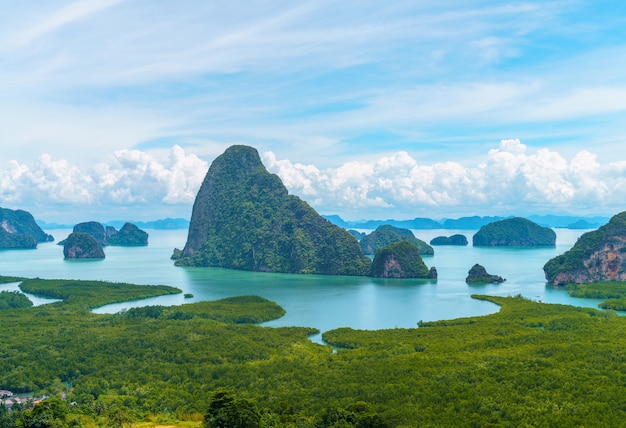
1;140;625;222
0;145;207;217
264;139;626;217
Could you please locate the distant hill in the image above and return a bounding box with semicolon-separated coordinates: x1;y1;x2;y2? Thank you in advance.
323;214;609;230
473;217;556;247
38;218;190;230
360;225;434;256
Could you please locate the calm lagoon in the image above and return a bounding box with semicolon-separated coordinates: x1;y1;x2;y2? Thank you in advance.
0;228;605;342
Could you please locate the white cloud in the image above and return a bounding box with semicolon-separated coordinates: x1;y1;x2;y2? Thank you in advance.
0;146;207;220
264;139;626;218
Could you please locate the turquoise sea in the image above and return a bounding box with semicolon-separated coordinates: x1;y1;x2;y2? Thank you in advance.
0;228;605;342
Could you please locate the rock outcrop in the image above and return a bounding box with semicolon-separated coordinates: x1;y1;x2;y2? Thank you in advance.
73;221;108;246
430;234;468;246
176;145;371;276
60;221;148;247
544;211;626;286
369;241;436;279
473;217;556;247
360;225;434;256
107;222;149;246
465;264;505;284
0;208;53;249
63;232;105;259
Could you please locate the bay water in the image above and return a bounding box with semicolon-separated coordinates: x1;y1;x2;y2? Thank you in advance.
0;228;605;342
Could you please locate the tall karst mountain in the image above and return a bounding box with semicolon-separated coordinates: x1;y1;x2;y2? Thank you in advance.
176;145;371;276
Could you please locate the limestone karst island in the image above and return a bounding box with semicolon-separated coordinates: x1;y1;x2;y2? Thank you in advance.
174;144;436;279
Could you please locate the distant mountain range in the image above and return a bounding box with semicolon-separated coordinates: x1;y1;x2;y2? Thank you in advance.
322;214;610;230
37;218;191;230
37;214;610;232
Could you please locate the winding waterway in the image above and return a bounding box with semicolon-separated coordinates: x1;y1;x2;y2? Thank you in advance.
0;228;605;342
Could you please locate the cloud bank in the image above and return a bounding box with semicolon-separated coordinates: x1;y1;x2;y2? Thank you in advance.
1;141;624;222
263;139;626;219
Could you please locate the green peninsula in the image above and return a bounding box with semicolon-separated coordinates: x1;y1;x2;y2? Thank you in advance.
175;145;370;276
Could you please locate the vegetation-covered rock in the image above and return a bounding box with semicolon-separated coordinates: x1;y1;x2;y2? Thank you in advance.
369;241;434;278
430;234;468;246
472;217;556;247
0;207;53;249
63;232;105;259
177;145;371;275
360;225;434;256
73;221;108;246
107;222;149;246
465;264;505;284
544;211;626;286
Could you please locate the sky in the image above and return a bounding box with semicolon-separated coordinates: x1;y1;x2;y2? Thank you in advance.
2;0;626;223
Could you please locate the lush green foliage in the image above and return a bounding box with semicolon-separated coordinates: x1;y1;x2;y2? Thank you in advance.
0;291;33;310
0;229;37;249
429;234;468;246
369;241;431;278
566;281;626;309
473;216;556;246
359;225;434;256
18;277;181;310
176;145;371;276
4;276;626;426
544;211;626;284
107;222;149;246
63;232;105;259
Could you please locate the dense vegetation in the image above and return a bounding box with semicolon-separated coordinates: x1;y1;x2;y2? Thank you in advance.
369;241;432;278
176;145;370;276
107;222;149;246
473;217;556;247
0;291;33;310
2;276;626;426
566;281;626;310
544;211;626;285
359;225;434;256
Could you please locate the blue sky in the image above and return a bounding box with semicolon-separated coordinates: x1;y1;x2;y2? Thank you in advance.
2;1;626;223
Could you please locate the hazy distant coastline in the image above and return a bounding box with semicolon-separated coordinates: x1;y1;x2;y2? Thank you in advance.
37;214;609;231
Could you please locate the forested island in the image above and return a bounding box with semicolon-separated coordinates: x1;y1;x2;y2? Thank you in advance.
2;276;626;427
175;145;370;275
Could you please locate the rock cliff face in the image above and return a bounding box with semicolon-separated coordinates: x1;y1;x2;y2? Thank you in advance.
177;145;371;276
360;225;434;256
465;264;505;284
369;241;436;279
0;208;53;249
63;232;105;259
473;217;556;247
544;211;626;286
